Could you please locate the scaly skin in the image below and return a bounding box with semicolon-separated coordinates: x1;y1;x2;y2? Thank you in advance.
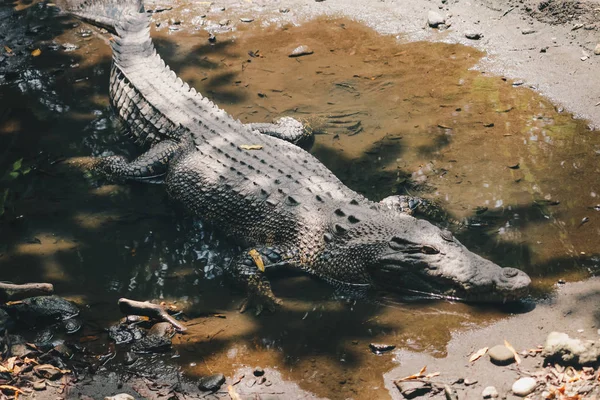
66;0;531;313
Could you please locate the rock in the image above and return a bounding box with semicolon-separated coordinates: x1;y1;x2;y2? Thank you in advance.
289;45;313;57
1;296;79;328
33;380;46;391
104;395;134;400
542;331;600;364
594;44;600;55
198;373;226;391
219;19;230;26
427;11;445;28
482;386;499;398
132;327;172;353
33;364;63;380
488;345;515;365
369;343;396;354
521;29;536;35
253;367;265;377
240;18;254;23
512;377;537;397
394;380;432;399
464;31;482;40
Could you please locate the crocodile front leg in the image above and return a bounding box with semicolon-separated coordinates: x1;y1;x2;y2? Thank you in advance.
93;139;182;183
230;246;298;315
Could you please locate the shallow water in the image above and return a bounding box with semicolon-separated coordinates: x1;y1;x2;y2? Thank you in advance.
1;5;600;399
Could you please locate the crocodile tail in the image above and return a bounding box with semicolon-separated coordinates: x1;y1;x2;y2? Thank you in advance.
58;0;144;33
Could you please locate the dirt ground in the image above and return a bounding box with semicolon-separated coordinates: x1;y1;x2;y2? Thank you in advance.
3;0;600;398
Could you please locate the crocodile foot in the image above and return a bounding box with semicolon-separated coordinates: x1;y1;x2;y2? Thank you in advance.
239;292;282;316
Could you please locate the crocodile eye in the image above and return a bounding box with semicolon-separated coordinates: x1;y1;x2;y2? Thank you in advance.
440;230;454;242
421;245;439;254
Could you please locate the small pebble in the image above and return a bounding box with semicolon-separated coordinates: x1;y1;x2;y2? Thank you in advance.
33;380;46;391
464;30;482;40
253;367;265;377
104;395;134;400
219;19;230;26
289;45;313;57
198;373;226;391
512;377;537;397
594;44;600;55
427;10;446;28
521;29;536;35
240;18;254;23
482;386;499;399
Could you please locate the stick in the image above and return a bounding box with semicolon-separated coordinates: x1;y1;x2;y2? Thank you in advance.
0;282;54;302
117;298;187;332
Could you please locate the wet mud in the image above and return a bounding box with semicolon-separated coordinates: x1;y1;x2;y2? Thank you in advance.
1;4;600;399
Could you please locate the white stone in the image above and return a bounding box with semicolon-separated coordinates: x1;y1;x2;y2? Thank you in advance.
594;44;600;55
427;11;445;28
104;395;135;400
482;386;499;398
512;377;537;397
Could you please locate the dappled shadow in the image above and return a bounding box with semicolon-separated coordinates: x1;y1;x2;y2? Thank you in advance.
311;135;415;201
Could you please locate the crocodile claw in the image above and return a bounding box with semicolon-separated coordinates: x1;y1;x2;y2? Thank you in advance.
239;293;282;316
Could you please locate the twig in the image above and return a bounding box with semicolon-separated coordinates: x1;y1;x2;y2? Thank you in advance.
118;298;187;332
0;282;54;302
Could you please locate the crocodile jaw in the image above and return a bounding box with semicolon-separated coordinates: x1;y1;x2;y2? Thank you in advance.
374;242;531;303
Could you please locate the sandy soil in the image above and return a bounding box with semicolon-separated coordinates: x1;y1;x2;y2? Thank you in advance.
153;0;600;127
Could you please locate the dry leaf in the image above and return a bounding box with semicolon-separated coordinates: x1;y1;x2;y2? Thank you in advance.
227;385;242;400
469;347;488;362
239;144;263;150
3;46;12;54
31;49;41;57
504;339;521;364
6;357;17;371
398;366;427;381
248;249;265;272
424;372;440;379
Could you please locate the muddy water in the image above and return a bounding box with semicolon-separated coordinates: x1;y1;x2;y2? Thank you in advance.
1;6;599;399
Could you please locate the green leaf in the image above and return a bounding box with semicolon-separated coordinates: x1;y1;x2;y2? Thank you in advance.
6;171;19;181
12;158;23;172
21;167;31;175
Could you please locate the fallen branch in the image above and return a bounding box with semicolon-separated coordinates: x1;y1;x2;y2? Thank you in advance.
118;298;186;332
0;282;54;302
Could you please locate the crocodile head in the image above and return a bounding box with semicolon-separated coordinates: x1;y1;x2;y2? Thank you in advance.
322;208;531;303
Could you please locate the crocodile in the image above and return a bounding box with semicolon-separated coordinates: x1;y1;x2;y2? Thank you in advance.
63;0;531;312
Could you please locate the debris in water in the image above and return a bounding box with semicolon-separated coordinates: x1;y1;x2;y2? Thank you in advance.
118;298;186;332
369;343;396;354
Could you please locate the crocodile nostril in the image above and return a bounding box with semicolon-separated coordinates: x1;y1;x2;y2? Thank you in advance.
502;268;519;278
